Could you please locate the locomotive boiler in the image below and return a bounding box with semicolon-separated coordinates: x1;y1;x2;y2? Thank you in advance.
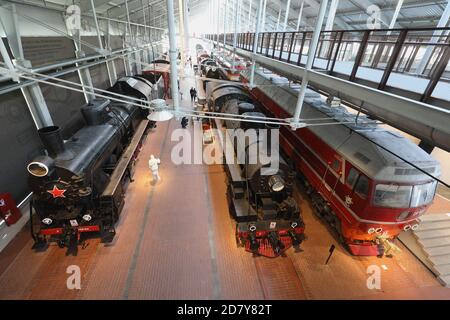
208;83;305;257
27;77;154;253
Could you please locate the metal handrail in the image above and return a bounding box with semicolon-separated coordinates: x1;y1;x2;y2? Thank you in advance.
206;26;450;104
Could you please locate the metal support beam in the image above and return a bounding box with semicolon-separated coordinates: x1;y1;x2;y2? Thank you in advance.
292;0;329;127
232;0;241;71
349;30;370;81
378;29;407;90
90;0;116;86
283;0;291;32
0;3;53;128
183;0;190;58
325;0;339;31
416;0;450;75
248;0;253;32
249;0;263;88
178;0;185;69
216;0;221;49
275;6;281;31
167;0;180;113
296;0;304;31
261;0;267;32
388;0;404;30
421;43;450;103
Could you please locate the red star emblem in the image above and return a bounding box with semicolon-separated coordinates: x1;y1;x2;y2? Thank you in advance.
47;185;66;198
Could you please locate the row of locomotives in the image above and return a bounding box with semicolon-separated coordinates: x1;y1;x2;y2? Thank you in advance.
142;55;171;99
216;52;247;82
208;82;305;258
198;55;221;87
240;68;441;257
27;76;156;255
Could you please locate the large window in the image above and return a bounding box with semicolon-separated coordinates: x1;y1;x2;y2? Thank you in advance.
374;184;412;208
410;181;437;207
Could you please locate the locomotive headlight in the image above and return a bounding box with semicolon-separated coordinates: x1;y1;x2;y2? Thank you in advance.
368;228;376;234
376;227;383;234
42;218;53;225
291;222;298;228
411;224;419;231
249;224;257;232
82;214;92;222
403;225;411;231
268;175;285;192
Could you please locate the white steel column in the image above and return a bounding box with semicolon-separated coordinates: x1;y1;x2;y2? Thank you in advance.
216;0;221;50
247;0;253;32
249;0;263;88
416;0;450;75
178;0;185;67
0;3;53;128
296;0;304;31
261;0;267;32
388;0;404;30
275;5;282;31
232;0;241;71
167;0;180;113
325;0;338;31
90;0;116;85
292;0;329;128
183;0;190;57
124;0;135;75
283;0;291;32
223;0;228;48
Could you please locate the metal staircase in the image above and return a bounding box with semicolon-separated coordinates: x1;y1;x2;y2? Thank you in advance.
399;213;450;287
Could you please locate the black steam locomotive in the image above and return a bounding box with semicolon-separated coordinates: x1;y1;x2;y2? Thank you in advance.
27;76;155;253
208;83;305;257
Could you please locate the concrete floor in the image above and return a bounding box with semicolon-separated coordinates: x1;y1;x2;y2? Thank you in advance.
0;66;449;300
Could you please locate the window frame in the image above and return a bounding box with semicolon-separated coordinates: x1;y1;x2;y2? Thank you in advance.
354;175;370;199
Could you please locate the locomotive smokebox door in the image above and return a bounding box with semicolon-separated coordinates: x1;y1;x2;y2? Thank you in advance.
0;193;22;226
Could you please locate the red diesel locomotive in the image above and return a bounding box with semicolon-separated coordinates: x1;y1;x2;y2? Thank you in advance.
241;68;441;256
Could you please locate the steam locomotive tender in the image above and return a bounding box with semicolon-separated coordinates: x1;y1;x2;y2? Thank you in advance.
208;83;305;258
27;76;154;251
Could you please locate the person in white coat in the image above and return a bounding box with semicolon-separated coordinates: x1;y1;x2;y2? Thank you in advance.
148;154;161;182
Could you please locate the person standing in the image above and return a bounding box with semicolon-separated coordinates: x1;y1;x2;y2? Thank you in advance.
148;154;161;183
190;87;196;103
181;117;189;129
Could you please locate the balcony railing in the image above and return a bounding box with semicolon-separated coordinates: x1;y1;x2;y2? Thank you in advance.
205;27;450;105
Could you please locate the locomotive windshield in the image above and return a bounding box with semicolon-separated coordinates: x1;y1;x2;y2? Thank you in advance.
374;181;437;208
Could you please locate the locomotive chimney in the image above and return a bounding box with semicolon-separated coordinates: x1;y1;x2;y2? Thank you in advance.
38;126;65;158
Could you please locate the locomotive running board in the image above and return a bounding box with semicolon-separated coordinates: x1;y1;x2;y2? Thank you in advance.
102;119;149;198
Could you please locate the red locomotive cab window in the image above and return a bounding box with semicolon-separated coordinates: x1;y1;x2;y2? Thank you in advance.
331;159;341;173
346;168;370;199
346;168;359;188
354;175;370;199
